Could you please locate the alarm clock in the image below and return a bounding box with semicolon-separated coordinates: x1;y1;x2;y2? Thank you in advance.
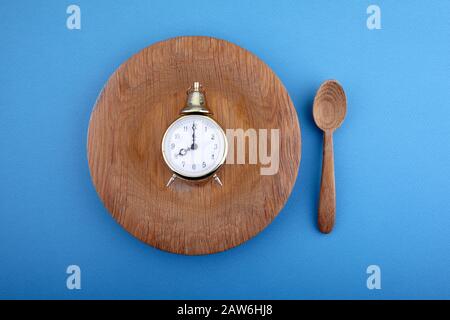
162;82;228;187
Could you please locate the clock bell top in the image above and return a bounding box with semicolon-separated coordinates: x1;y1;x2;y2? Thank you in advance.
180;82;212;115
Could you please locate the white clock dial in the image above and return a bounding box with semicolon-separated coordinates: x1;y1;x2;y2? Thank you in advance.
162;114;227;178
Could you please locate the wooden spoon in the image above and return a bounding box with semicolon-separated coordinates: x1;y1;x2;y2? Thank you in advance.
313;80;347;234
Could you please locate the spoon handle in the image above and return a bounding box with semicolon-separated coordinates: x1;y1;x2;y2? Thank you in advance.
318;130;336;233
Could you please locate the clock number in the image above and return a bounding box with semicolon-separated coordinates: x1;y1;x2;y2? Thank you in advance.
183;126;188;132
182;161;185;167
211;154;215;159
192;164;196;170
211;134;215;140
202;162;206;168
174;133;180;139
214;144;218;149
170;143;175;149
204;126;208;132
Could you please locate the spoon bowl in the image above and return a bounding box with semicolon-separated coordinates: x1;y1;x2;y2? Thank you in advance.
313;80;346;131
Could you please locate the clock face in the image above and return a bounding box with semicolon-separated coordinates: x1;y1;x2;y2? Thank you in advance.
162;114;227;179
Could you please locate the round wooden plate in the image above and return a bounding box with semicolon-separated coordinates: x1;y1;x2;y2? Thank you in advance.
87;36;301;255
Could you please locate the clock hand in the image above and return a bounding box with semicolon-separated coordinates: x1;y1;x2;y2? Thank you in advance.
191;122;197;150
178;148;190;156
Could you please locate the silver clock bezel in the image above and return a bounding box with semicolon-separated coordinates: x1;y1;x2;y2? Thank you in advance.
161;114;228;181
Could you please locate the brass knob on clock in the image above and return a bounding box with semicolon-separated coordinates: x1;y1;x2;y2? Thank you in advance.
181;82;212;115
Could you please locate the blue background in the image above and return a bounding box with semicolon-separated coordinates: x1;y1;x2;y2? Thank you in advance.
1;0;449;299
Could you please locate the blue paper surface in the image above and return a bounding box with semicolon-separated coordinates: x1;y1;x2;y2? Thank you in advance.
0;0;449;299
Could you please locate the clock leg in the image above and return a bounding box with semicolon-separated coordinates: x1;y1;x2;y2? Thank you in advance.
213;174;223;187
166;174;177;187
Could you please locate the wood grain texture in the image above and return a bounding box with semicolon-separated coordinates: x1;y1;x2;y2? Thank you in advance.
87;36;301;255
312;80;346;234
318;131;336;233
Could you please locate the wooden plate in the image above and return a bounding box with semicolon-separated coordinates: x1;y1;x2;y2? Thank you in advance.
87;36;301;255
